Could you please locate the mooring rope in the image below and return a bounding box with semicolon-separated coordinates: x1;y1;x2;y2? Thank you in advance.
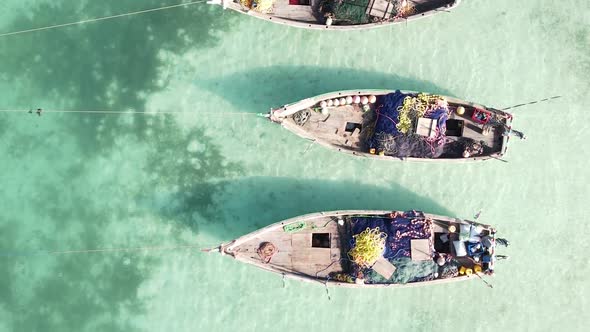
0;244;203;257
0;0;208;38
0;108;264;117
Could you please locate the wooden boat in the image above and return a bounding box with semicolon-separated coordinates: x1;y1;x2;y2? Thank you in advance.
210;210;507;287
208;0;461;30
268;89;522;162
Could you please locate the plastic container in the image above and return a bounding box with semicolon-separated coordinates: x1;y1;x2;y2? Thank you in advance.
459;266;466;275
472;108;492;124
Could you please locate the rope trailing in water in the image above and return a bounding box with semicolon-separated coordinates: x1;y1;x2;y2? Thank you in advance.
0;244;203;257
499;95;562;111
0;0;208;38
0;108;264;117
347;227;387;268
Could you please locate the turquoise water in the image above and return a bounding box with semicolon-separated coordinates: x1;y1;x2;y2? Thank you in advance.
0;0;588;331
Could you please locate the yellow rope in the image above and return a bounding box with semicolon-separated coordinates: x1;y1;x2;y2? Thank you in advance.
0;0;208;38
348;227;387;268
396;93;445;134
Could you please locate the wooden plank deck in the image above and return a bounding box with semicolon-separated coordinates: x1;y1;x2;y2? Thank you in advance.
272;0;317;22
233;217;344;278
222;210;495;288
447;105;502;150
285;103;371;150
281;92;506;157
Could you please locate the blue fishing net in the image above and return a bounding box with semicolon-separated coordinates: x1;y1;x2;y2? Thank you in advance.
351;211;431;260
349;211;440;284
367;91;451;158
371;90;408;137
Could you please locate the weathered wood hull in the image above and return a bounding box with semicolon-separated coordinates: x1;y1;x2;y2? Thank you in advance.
269;89;516;163
218;210;497;288
218;0;462;30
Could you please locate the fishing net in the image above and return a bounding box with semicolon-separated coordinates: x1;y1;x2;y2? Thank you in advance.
348;227;387;268
373;132;445;158
321;0;371;25
365;258;439;284
361;257;439;284
351;212;432;260
439;137;489;158
367;91;452;158
339;212;475;285
439;264;459;279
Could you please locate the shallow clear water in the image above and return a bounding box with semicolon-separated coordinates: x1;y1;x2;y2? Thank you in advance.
0;0;588;331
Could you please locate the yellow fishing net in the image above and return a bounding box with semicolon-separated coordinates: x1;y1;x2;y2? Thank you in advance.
348;227;387;268
396;93;446;134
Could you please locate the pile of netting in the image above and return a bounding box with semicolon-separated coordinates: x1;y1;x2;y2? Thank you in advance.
351;211;433;260
320;0;371;25
372;132;445;158
367;91;451;158
320;0;417;24
345;211;442;284
240;0;275;13
365;258;439;284
348;227;387;268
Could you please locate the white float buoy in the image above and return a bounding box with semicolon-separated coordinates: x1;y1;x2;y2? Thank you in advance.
353;95;361;104
345;96;353;104
320;100;327;108
368;95;376;103
361;96;369;105
327;99;334;107
339;98;346;105
333;99;340;106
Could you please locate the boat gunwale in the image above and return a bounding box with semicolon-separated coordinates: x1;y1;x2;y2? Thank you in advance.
221;209;492;288
221;0;462;30
269;89;513;163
